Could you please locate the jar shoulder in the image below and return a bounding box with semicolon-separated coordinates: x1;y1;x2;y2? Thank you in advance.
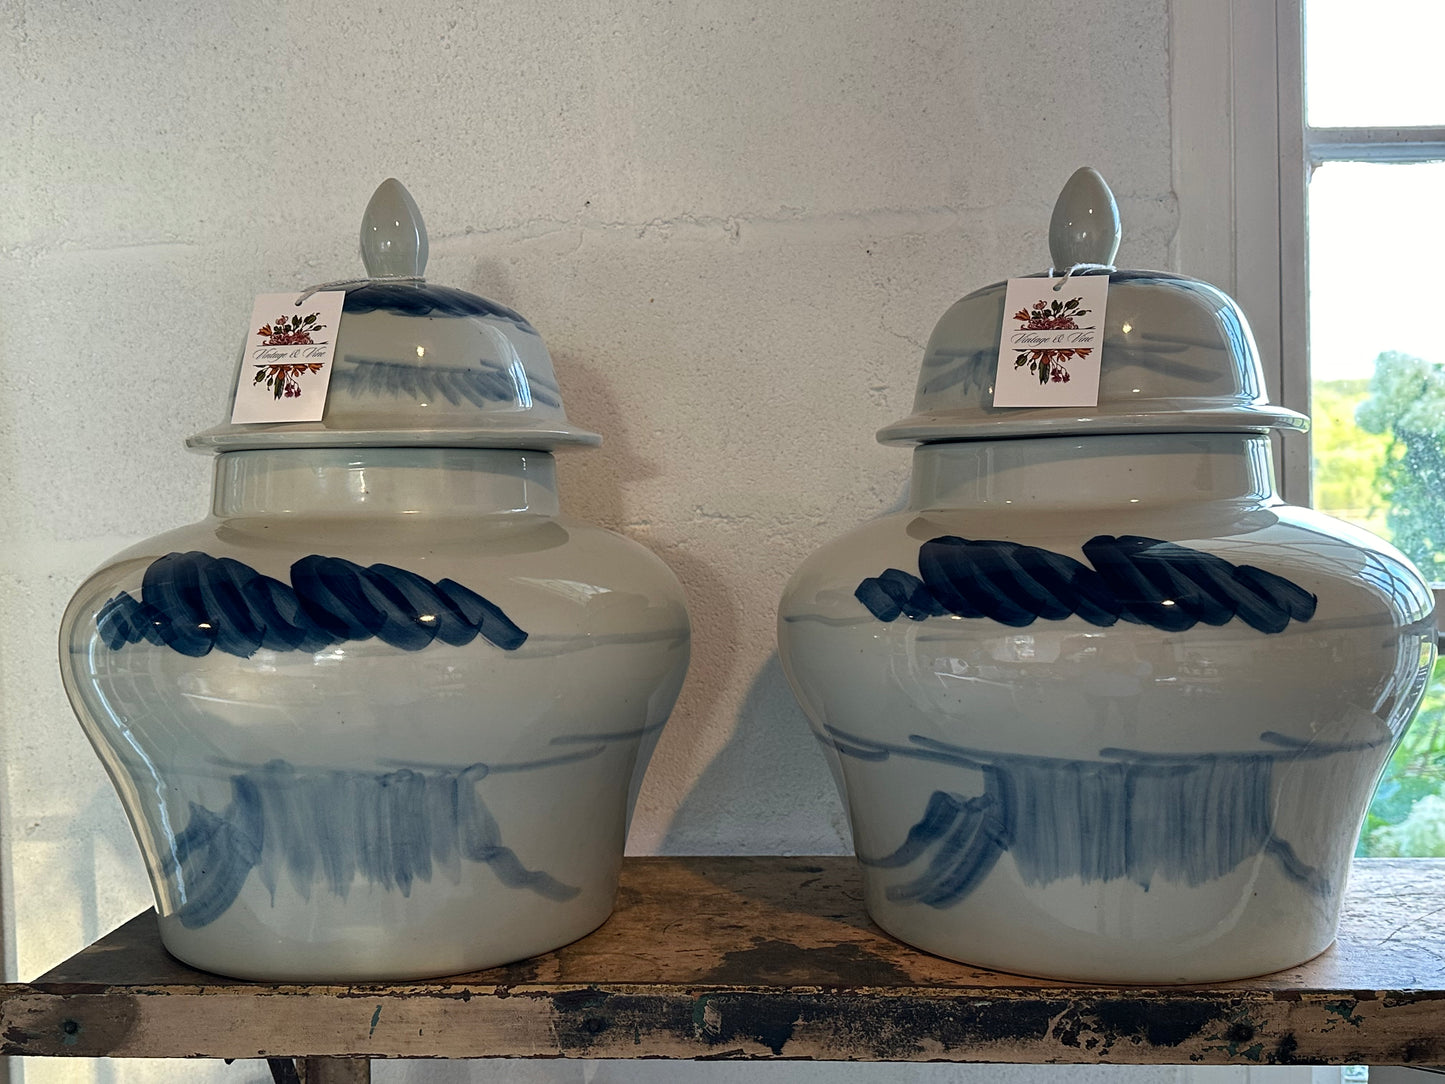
62;513;689;648
73;514;678;579
781;500;1434;626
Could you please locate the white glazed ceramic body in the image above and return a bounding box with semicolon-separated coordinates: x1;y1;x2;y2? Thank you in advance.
60;448;689;981
778;432;1435;983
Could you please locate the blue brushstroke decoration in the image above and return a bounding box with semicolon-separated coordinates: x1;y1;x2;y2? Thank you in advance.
96;551;527;658
917;345;995;399
855;534;1317;633
163;759;580;928
333;354;562;409
826;725;1363;908
341;282;537;328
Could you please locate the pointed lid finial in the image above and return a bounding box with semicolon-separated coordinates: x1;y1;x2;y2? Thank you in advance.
360;178;429;278
1048;166;1121;268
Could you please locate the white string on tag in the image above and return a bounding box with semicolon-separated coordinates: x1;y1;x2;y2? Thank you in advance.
1044;262;1116;292
294;275;425;307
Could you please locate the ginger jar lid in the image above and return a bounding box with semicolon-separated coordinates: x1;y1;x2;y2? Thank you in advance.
188;179;600;453
877;167;1308;445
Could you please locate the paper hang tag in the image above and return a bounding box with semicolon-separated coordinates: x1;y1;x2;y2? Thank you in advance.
992;275;1109;407
230;291;346;424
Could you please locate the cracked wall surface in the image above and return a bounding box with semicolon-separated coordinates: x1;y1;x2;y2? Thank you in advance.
0;1;1293;1082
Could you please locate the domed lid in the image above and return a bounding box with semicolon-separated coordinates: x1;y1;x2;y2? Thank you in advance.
877;167;1308;445
188;179;600;453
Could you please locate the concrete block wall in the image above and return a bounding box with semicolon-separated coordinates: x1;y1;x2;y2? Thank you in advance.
1;1;1305;1080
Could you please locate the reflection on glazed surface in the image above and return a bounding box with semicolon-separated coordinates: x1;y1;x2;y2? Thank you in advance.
334;353;561;411
61;501;690;979
778;485;1436;981
784;507;1435;757
158;738;667;929
881;273;1307;444
855;533;1318;633
914;274;1262;403
828;724;1374;907
323;286;563;424
96;551;530;657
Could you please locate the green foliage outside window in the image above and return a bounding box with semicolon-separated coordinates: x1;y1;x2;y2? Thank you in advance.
1361;662;1445;855
1311;377;1390;537
1316;352;1445;856
1355;351;1445;581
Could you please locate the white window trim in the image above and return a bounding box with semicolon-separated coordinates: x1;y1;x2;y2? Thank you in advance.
1171;0;1307;500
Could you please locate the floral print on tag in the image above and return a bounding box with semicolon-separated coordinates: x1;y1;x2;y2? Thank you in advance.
1011;296;1094;385
252;312;328;399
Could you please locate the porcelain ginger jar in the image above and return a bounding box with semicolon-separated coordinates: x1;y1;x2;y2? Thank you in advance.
59;180;690;981
777;168;1436;983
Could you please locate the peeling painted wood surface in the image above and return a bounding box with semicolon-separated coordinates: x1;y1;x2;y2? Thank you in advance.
4;856;1445;1065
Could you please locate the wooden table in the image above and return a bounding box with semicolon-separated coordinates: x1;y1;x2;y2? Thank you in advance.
4;856;1445;1080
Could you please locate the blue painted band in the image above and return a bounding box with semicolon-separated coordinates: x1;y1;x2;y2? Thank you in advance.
333;355;562;409
855;534;1317;633
342;283;535;329
824;725;1371;908
96;551;527;658
163;759;581;928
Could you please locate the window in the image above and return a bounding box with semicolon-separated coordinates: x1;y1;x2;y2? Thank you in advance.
1169;9;1443;1079
1299;0;1445;858
1305;1;1445;575
1174;2;1445;869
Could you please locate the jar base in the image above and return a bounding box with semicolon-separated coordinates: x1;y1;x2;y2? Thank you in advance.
866;904;1336;985
156;894;617;982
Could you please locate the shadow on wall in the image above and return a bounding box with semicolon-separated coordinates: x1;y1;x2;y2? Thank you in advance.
661;653;852;857
541;351;757;845
24;782;140;951
468;255;658;531
650;488;912;857
465;256;851;858
545;352;659;530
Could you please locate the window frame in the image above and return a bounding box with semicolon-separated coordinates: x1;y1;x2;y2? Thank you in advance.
1171;0;1445;621
1170;0;1306;499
